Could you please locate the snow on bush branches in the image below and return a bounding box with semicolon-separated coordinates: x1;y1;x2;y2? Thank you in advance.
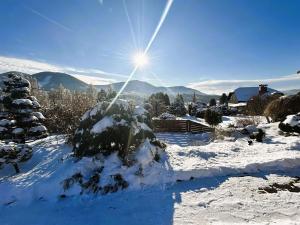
65;100;167;195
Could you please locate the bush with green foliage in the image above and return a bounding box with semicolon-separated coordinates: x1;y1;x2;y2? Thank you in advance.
204;109;222;127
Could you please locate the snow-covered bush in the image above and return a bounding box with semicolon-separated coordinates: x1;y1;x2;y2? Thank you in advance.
279;113;300;134
67;101;167;195
169;94;187;116
158;112;176;120
0;72;48;142
0;142;32;173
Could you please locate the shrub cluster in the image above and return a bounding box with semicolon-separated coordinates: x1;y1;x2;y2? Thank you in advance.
264;92;300;122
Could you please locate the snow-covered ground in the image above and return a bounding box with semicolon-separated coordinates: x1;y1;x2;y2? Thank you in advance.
1;117;300;224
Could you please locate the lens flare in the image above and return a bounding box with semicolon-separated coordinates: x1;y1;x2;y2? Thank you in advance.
133;52;148;67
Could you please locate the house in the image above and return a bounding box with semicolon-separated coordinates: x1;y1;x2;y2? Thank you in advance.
228;84;283;104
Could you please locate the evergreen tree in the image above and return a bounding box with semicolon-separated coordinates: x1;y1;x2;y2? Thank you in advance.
204;109;222;127
192;92;197;103
219;93;228;105
97;88;117;102
0;72;48;142
209;98;217;106
147;92;170;117
169;94;187;116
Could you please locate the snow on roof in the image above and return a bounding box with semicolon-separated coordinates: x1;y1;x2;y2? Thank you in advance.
228;102;247;108
233;87;281;102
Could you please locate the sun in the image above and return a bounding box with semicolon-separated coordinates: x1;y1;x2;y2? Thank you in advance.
133;52;149;67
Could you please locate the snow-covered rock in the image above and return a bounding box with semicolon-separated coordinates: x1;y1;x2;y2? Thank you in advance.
279;113;300;133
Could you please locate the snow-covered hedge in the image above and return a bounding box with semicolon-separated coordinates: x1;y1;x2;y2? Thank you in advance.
67;101;167;195
279;113;300;134
158;112;176;120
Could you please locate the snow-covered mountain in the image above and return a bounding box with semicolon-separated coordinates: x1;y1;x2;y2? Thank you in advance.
1;71;208;97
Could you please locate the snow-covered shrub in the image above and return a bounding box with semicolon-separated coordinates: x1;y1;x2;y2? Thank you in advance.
158;112;176;120
279;113;300;134
67;101;167;195
0;142;32;173
235;117;260;128
41;86;95;137
169;94;187;116
0;72;48;142
204;109;222;127
249;129;265;142
264;92;300;122
246;94;280;116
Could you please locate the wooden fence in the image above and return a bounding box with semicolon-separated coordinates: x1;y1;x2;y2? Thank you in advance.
152;119;214;133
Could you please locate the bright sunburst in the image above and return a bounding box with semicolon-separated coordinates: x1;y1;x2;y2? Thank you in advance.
133;52;148;67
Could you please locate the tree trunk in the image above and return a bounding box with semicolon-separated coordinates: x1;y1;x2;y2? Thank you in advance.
12;163;20;174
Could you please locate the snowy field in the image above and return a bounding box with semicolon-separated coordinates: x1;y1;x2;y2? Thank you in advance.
1;117;300;224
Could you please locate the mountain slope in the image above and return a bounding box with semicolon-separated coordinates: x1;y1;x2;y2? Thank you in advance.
96;80;206;96
32;72;89;91
283;89;300;96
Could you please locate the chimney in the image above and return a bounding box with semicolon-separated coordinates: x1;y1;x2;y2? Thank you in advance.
259;84;268;95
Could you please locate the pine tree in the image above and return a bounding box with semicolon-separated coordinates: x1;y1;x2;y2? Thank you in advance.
0;72;48;142
192;92;197;103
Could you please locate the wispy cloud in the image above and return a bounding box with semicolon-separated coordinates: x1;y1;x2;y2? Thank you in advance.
188;74;300;95
0;56;127;85
24;6;72;32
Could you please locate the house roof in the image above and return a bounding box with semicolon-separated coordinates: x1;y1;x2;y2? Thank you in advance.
233;87;282;102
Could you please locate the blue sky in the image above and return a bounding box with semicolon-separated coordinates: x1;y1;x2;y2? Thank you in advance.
0;0;300;94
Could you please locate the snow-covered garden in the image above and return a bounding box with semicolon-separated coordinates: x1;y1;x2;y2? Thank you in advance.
1;113;300;224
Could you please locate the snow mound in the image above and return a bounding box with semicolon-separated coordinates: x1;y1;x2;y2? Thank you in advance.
90;116;114;134
282;113;300;127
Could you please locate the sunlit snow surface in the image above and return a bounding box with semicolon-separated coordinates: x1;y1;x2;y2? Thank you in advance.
1;117;300;224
